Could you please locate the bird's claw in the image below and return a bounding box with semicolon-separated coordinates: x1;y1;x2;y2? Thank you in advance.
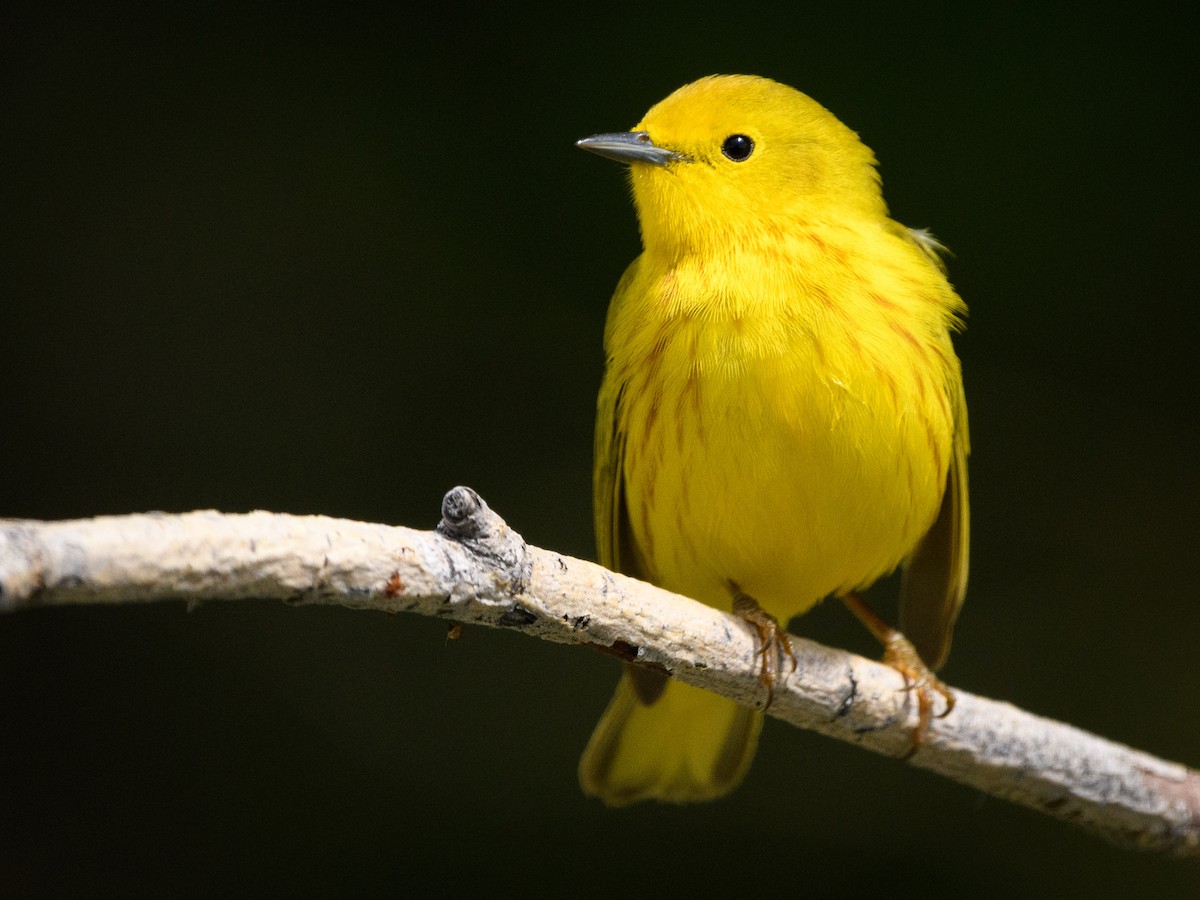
733;593;797;709
882;633;955;758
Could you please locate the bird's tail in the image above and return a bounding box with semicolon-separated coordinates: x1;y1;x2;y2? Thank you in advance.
578;671;762;805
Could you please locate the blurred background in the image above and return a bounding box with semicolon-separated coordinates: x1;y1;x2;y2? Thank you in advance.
2;2;1197;895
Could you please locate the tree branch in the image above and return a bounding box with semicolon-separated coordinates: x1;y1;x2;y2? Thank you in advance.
1;487;1196;856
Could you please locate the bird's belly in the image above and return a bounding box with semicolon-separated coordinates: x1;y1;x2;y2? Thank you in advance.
620;347;948;619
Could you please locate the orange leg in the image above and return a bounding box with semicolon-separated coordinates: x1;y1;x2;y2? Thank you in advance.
840;591;954;755
732;591;797;709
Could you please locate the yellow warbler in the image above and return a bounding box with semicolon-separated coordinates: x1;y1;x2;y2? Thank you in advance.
577;75;969;805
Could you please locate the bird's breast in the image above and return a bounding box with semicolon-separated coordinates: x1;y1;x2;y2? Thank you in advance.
611;257;954;617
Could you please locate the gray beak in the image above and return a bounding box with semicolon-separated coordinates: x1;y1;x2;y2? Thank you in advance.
576;131;686;167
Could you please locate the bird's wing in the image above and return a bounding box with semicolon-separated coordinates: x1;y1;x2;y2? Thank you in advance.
899;376;970;671
592;374;627;575
593;258;667;705
593;257;646;576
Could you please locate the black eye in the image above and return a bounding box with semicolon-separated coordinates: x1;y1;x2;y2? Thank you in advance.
721;134;754;162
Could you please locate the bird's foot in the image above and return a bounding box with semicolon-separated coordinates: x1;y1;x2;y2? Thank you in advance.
732;592;797;709
880;631;955;757
840;591;954;757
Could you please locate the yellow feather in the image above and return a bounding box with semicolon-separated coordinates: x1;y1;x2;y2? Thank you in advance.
580;75;969;804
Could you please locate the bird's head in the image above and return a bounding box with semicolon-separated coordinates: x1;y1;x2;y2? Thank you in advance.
578;75;886;255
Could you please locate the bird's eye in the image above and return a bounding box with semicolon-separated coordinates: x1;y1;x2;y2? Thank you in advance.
721;134;754;162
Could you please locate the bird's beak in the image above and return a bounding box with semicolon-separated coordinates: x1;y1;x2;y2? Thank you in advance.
576;131;686;167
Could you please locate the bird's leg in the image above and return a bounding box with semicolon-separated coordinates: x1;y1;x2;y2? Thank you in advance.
840;591;954;756
731;589;797;709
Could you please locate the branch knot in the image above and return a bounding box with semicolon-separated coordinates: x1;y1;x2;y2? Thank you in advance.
436;486;532;594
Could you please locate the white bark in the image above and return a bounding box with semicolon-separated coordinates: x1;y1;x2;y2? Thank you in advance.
1;487;1196;856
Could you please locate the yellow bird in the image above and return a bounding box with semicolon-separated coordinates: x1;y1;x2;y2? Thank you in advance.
576;75;970;805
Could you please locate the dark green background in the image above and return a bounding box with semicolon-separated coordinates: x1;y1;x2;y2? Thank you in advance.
3;3;1197;896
